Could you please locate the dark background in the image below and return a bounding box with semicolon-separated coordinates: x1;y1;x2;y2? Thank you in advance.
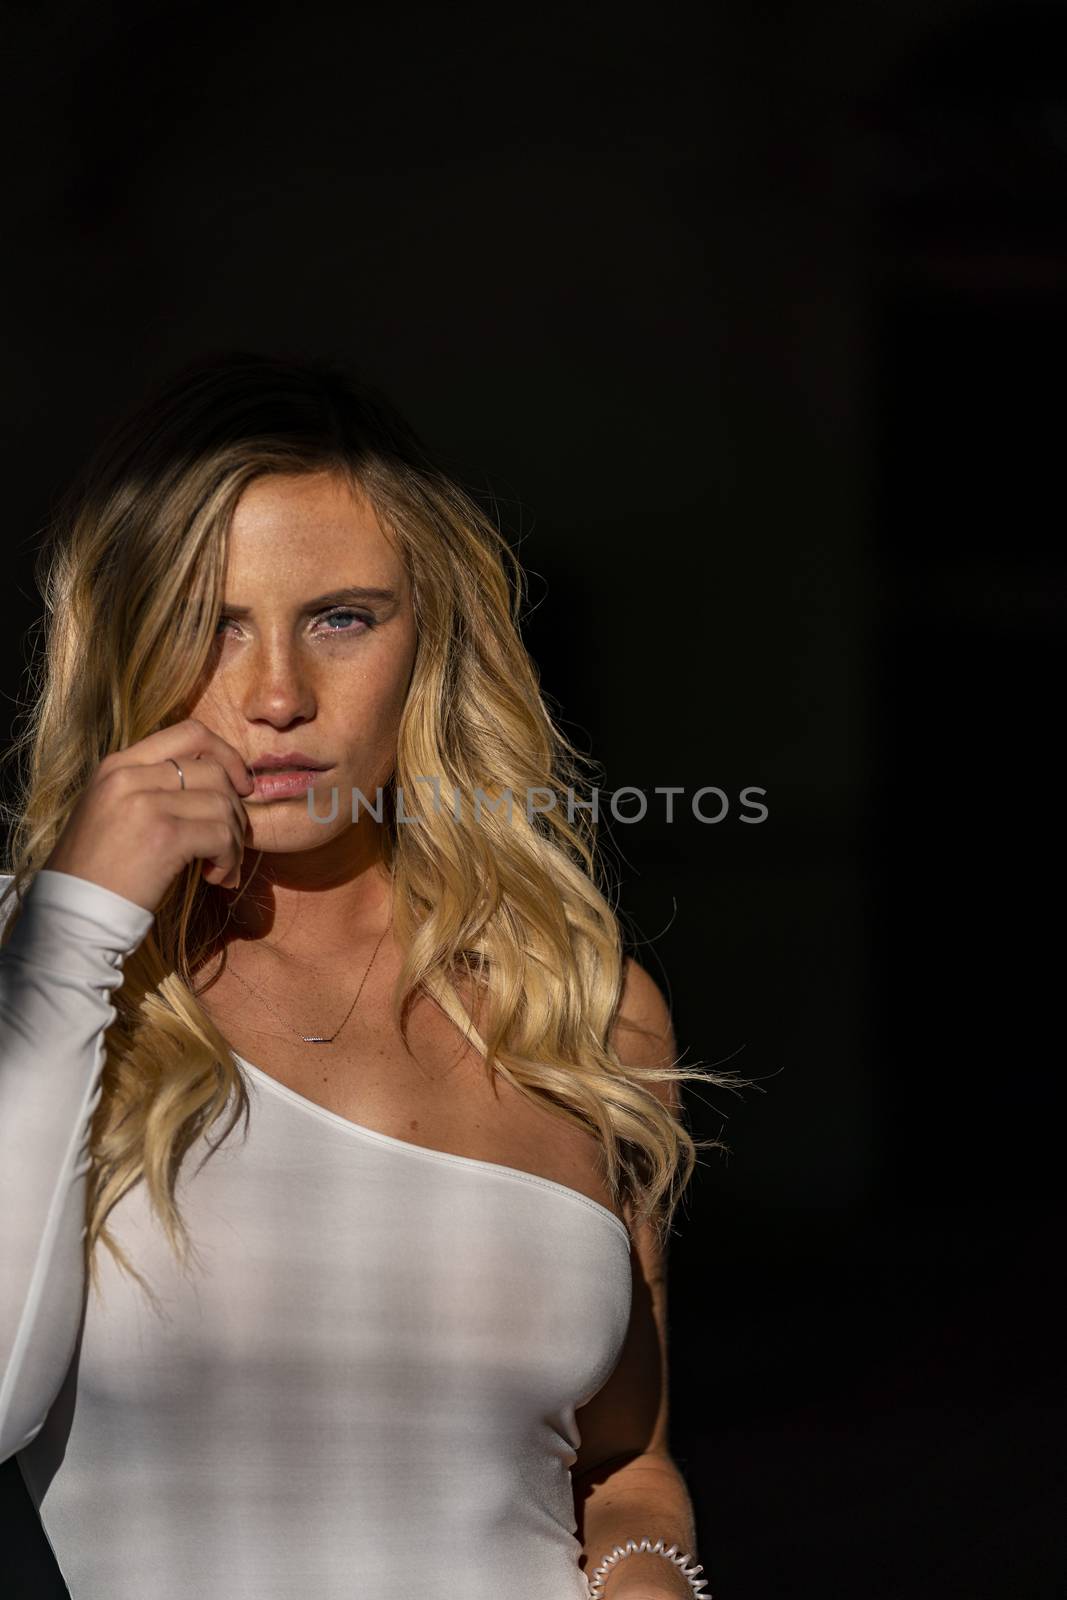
2;2;1063;1596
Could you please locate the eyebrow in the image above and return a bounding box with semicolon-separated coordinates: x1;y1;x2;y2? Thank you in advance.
217;586;399;618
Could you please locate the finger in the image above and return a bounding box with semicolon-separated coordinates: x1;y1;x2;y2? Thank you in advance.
177;815;244;885
166;806;244;885
161;790;247;875
149;756;250;828
118;718;255;797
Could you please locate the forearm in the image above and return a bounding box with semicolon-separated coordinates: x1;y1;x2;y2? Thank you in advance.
575;1451;703;1598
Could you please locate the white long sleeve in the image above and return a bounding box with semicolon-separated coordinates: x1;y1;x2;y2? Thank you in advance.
0;867;155;1463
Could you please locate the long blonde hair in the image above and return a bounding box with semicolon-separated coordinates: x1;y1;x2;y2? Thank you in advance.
1;350;742;1310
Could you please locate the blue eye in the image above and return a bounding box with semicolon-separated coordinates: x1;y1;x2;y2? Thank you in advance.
212;608;375;637
317;607;373;633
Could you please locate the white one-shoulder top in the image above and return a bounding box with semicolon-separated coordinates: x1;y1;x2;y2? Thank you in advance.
0;869;633;1599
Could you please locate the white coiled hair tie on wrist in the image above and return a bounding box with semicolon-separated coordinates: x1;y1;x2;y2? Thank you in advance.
585;1535;710;1596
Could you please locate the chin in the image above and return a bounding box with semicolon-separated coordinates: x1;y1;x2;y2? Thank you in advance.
246;819;348;849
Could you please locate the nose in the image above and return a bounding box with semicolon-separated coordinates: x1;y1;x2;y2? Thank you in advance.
234;636;318;730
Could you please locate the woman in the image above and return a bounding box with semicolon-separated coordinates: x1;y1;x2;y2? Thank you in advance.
0;351;729;1598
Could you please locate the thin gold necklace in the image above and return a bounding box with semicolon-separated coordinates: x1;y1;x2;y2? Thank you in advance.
227;918;391;1045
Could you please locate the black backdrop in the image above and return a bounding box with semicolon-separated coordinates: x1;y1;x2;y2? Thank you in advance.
2;3;1063;1597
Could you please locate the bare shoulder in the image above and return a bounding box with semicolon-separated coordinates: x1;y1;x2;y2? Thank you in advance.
610;956;681;1118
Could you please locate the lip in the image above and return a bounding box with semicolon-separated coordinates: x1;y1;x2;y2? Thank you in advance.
249;766;335;802
250;751;331;771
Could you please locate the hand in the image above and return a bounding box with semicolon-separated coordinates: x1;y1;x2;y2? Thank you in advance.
588;1555;702;1599
43;717;255;914
590;1585;691;1600
594;1582;697;1599
593;1585;693;1600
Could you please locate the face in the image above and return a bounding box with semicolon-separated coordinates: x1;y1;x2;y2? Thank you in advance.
186;469;417;873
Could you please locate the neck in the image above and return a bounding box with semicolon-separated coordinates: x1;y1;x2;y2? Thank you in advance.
224;830;394;965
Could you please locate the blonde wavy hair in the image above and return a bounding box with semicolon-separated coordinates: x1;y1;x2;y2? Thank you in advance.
0;350;741;1311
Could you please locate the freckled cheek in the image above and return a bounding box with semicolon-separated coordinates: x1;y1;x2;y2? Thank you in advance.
332;653;414;773
183;682;233;737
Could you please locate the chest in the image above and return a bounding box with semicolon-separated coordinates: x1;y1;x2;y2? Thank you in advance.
197;953;627;1228
24;1093;634;1600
